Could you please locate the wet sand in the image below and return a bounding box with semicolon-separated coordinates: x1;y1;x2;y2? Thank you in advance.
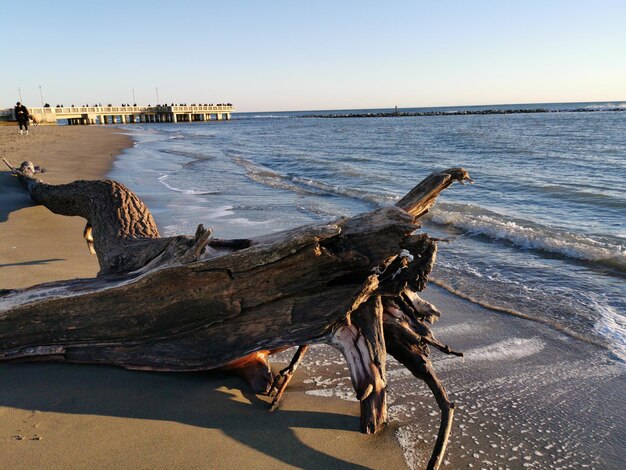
280;285;625;469
0;125;407;470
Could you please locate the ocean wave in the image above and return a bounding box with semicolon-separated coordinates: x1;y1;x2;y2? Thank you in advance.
236;114;290;119
290;176;397;205
295;203;348;219
159;149;214;160
429;278;611;349
232;156;321;195
231;155;398;205
533;184;626;209
431;277;626;363
157;174;220;195
428;203;626;271
584;102;626;110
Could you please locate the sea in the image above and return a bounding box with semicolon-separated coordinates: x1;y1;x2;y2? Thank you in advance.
106;101;626;468
109;101;626;363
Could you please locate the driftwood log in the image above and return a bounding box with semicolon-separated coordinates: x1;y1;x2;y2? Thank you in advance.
1;158;471;470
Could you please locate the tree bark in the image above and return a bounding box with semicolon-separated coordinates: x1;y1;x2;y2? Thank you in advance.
1;159;471;469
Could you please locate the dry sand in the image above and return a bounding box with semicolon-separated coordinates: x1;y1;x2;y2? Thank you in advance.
0;125;131;287
0;125;407;470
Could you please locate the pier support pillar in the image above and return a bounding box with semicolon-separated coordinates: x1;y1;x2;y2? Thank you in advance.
217;113;223;121
172;113;177;123
188;113;192;122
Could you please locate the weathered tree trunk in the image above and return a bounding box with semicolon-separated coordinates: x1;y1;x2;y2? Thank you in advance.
1;158;471;470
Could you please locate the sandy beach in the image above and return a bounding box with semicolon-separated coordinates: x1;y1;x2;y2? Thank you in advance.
0;125;131;287
1;124;624;469
0;125;407;470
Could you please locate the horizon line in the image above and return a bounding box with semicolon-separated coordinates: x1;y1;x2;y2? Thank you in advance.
236;99;626;114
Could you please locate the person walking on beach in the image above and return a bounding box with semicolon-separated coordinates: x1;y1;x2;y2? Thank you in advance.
14;102;30;135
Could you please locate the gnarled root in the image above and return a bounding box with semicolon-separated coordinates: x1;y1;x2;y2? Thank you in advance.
331;296;387;434
383;314;455;470
268;345;309;410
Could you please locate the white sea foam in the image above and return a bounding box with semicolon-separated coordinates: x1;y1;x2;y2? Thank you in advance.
584;102;626;110
220;217;275;227
305;388;358;402
593;298;626;362
208;205;235;218
429;204;626;270
433;338;545;370
157;174;219;195
395;427;420;470
465;337;545;362
244;114;289;119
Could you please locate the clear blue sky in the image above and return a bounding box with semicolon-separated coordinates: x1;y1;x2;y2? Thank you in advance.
1;0;625;111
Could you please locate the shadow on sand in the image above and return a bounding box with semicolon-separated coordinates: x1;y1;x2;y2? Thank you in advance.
0;362;372;469
0;171;34;223
0;258;65;268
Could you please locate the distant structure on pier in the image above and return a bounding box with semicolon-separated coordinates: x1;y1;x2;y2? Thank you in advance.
0;104;234;125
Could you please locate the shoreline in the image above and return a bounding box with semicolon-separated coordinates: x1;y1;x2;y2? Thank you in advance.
430;278;611;354
111;125;624;468
1;124;624;469
0;125;407;469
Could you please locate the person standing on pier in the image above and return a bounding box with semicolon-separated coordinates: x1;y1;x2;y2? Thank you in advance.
14;102;30;135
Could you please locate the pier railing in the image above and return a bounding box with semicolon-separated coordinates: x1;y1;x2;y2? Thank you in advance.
0;104;234;124
26;105;233;115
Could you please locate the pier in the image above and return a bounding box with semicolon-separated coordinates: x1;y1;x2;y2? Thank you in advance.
0;104;233;125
